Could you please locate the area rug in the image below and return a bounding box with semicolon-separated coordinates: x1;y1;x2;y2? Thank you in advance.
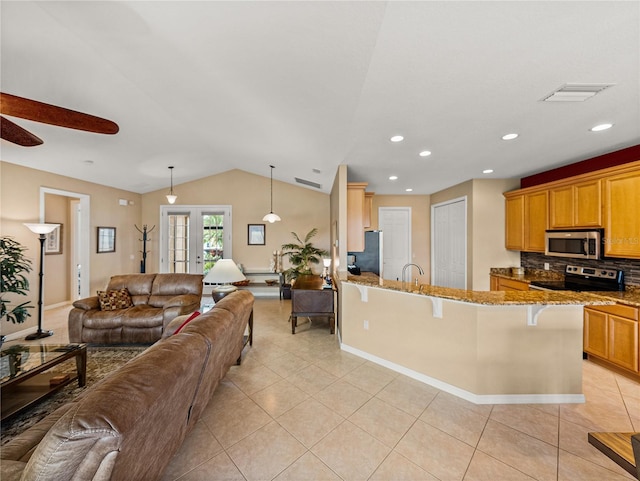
1;345;148;445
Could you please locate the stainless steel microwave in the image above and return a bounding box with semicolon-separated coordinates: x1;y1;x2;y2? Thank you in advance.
545;229;603;260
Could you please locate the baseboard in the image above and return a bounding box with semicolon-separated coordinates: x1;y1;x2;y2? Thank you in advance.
45;301;72;310
2;326;38;342
340;343;585;405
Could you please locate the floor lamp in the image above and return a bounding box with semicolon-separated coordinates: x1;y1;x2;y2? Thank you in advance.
24;223;60;340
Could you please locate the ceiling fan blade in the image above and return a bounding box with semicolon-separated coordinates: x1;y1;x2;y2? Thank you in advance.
1;116;44;146
0;92;119;135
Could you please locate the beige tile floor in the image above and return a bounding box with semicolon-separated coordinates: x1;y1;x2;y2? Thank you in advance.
8;299;640;480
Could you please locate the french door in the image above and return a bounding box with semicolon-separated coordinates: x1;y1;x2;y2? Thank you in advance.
160;205;232;276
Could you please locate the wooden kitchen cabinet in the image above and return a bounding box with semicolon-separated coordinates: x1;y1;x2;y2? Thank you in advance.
347;182;368;252
505;195;524;250
524;190;548;252
584;304;639;374
504;189;548;252
363;192;374;229
608;315;639;372
549;179;601;229
584;308;609;359
489;275;529;291
603;170;640;258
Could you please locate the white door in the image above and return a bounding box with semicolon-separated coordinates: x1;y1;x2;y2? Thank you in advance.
378;207;411;281
160;206;232;276
431;197;467;288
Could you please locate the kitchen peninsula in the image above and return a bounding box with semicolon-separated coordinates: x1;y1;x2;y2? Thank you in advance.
338;273;613;404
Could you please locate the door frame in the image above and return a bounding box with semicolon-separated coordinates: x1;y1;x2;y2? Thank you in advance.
430;196;467;289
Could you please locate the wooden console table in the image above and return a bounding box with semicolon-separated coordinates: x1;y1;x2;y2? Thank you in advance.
290;276;335;334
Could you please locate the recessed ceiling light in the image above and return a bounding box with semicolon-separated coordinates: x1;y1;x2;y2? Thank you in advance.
483;169;494;174
390;135;404;142
389;175;398;181
405;188;413;192
590;123;613;132
419;150;432;157
502;133;518;140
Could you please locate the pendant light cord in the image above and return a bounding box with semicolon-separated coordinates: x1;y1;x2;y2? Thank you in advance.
269;165;274;213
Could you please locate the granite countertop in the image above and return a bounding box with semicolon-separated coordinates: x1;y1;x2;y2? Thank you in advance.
489;268;640;308
339;272;613;307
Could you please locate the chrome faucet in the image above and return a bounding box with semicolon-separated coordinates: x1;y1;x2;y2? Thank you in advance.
402;263;424;283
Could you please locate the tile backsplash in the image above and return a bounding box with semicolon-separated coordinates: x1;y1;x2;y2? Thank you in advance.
521;252;640;286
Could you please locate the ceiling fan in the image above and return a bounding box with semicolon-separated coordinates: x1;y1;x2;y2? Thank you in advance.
0;92;119;147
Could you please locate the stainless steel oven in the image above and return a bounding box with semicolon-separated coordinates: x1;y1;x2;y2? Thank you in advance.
544;229;603;260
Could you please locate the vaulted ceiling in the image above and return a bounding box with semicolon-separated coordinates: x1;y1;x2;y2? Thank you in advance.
1;1;638;195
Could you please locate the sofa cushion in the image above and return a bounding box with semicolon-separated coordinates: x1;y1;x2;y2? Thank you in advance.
121;305;163;328
97;289;133;311
107;274;156;306
148;274;203;308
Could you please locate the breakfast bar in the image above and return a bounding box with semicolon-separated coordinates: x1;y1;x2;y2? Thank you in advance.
338;273;614;404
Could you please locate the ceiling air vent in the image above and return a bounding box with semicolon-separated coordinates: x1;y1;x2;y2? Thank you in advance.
295;177;322;189
541;83;615;102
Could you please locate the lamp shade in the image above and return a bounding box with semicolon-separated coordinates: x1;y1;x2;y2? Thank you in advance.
204;259;246;285
166;194;177;204
262;212;281;223
24;223;59;235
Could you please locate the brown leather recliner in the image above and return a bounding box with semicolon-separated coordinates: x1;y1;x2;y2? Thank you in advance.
68;273;203;344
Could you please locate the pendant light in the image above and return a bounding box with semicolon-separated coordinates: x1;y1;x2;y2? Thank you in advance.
166;166;177;204
262;165;281;223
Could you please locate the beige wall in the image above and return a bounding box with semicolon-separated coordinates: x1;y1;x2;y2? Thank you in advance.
140;169;331;275
369;194;431;284
0;162;142;337
430;178;519;290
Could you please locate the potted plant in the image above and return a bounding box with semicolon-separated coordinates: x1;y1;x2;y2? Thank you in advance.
281;229;329;294
1;236;34;331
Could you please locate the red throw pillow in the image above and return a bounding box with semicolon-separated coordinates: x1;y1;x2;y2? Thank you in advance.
174;311;201;335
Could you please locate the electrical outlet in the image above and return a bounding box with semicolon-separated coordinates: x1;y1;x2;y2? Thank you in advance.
544;262;550;270
363;320;369;330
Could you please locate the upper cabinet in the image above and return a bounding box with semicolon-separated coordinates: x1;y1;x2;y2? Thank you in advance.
504;160;640;259
524;190;548;252
363;192;374;229
549;179;601;228
603;170;640;258
347;182;368;252
504;190;547;252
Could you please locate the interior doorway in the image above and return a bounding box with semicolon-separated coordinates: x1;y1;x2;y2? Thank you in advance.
40;187;91;301
431;196;467;289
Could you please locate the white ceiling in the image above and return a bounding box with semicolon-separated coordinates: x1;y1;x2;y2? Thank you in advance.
1;1;638;196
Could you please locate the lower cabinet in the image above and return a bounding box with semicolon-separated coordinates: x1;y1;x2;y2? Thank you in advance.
584;304;639;374
489;275;529;291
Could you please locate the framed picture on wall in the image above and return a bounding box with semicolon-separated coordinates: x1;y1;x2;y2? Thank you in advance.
44;224;62;255
248;224;265;245
97;226;116;253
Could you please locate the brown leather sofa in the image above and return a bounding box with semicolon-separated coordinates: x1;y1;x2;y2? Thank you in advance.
1;290;254;481
69;273;203;344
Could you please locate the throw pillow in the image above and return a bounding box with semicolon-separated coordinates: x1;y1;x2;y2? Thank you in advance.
174;311;201;335
97;288;134;311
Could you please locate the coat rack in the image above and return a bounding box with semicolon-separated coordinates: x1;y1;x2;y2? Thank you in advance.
135;224;155;273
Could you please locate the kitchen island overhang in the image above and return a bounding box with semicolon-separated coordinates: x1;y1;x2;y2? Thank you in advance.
339;276;614;405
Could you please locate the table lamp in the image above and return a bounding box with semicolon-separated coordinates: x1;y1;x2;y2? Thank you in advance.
204;259;246;296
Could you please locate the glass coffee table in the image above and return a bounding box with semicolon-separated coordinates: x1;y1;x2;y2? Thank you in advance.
1;343;87;422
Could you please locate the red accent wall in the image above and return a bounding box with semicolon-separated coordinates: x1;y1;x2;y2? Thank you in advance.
520;144;640;188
